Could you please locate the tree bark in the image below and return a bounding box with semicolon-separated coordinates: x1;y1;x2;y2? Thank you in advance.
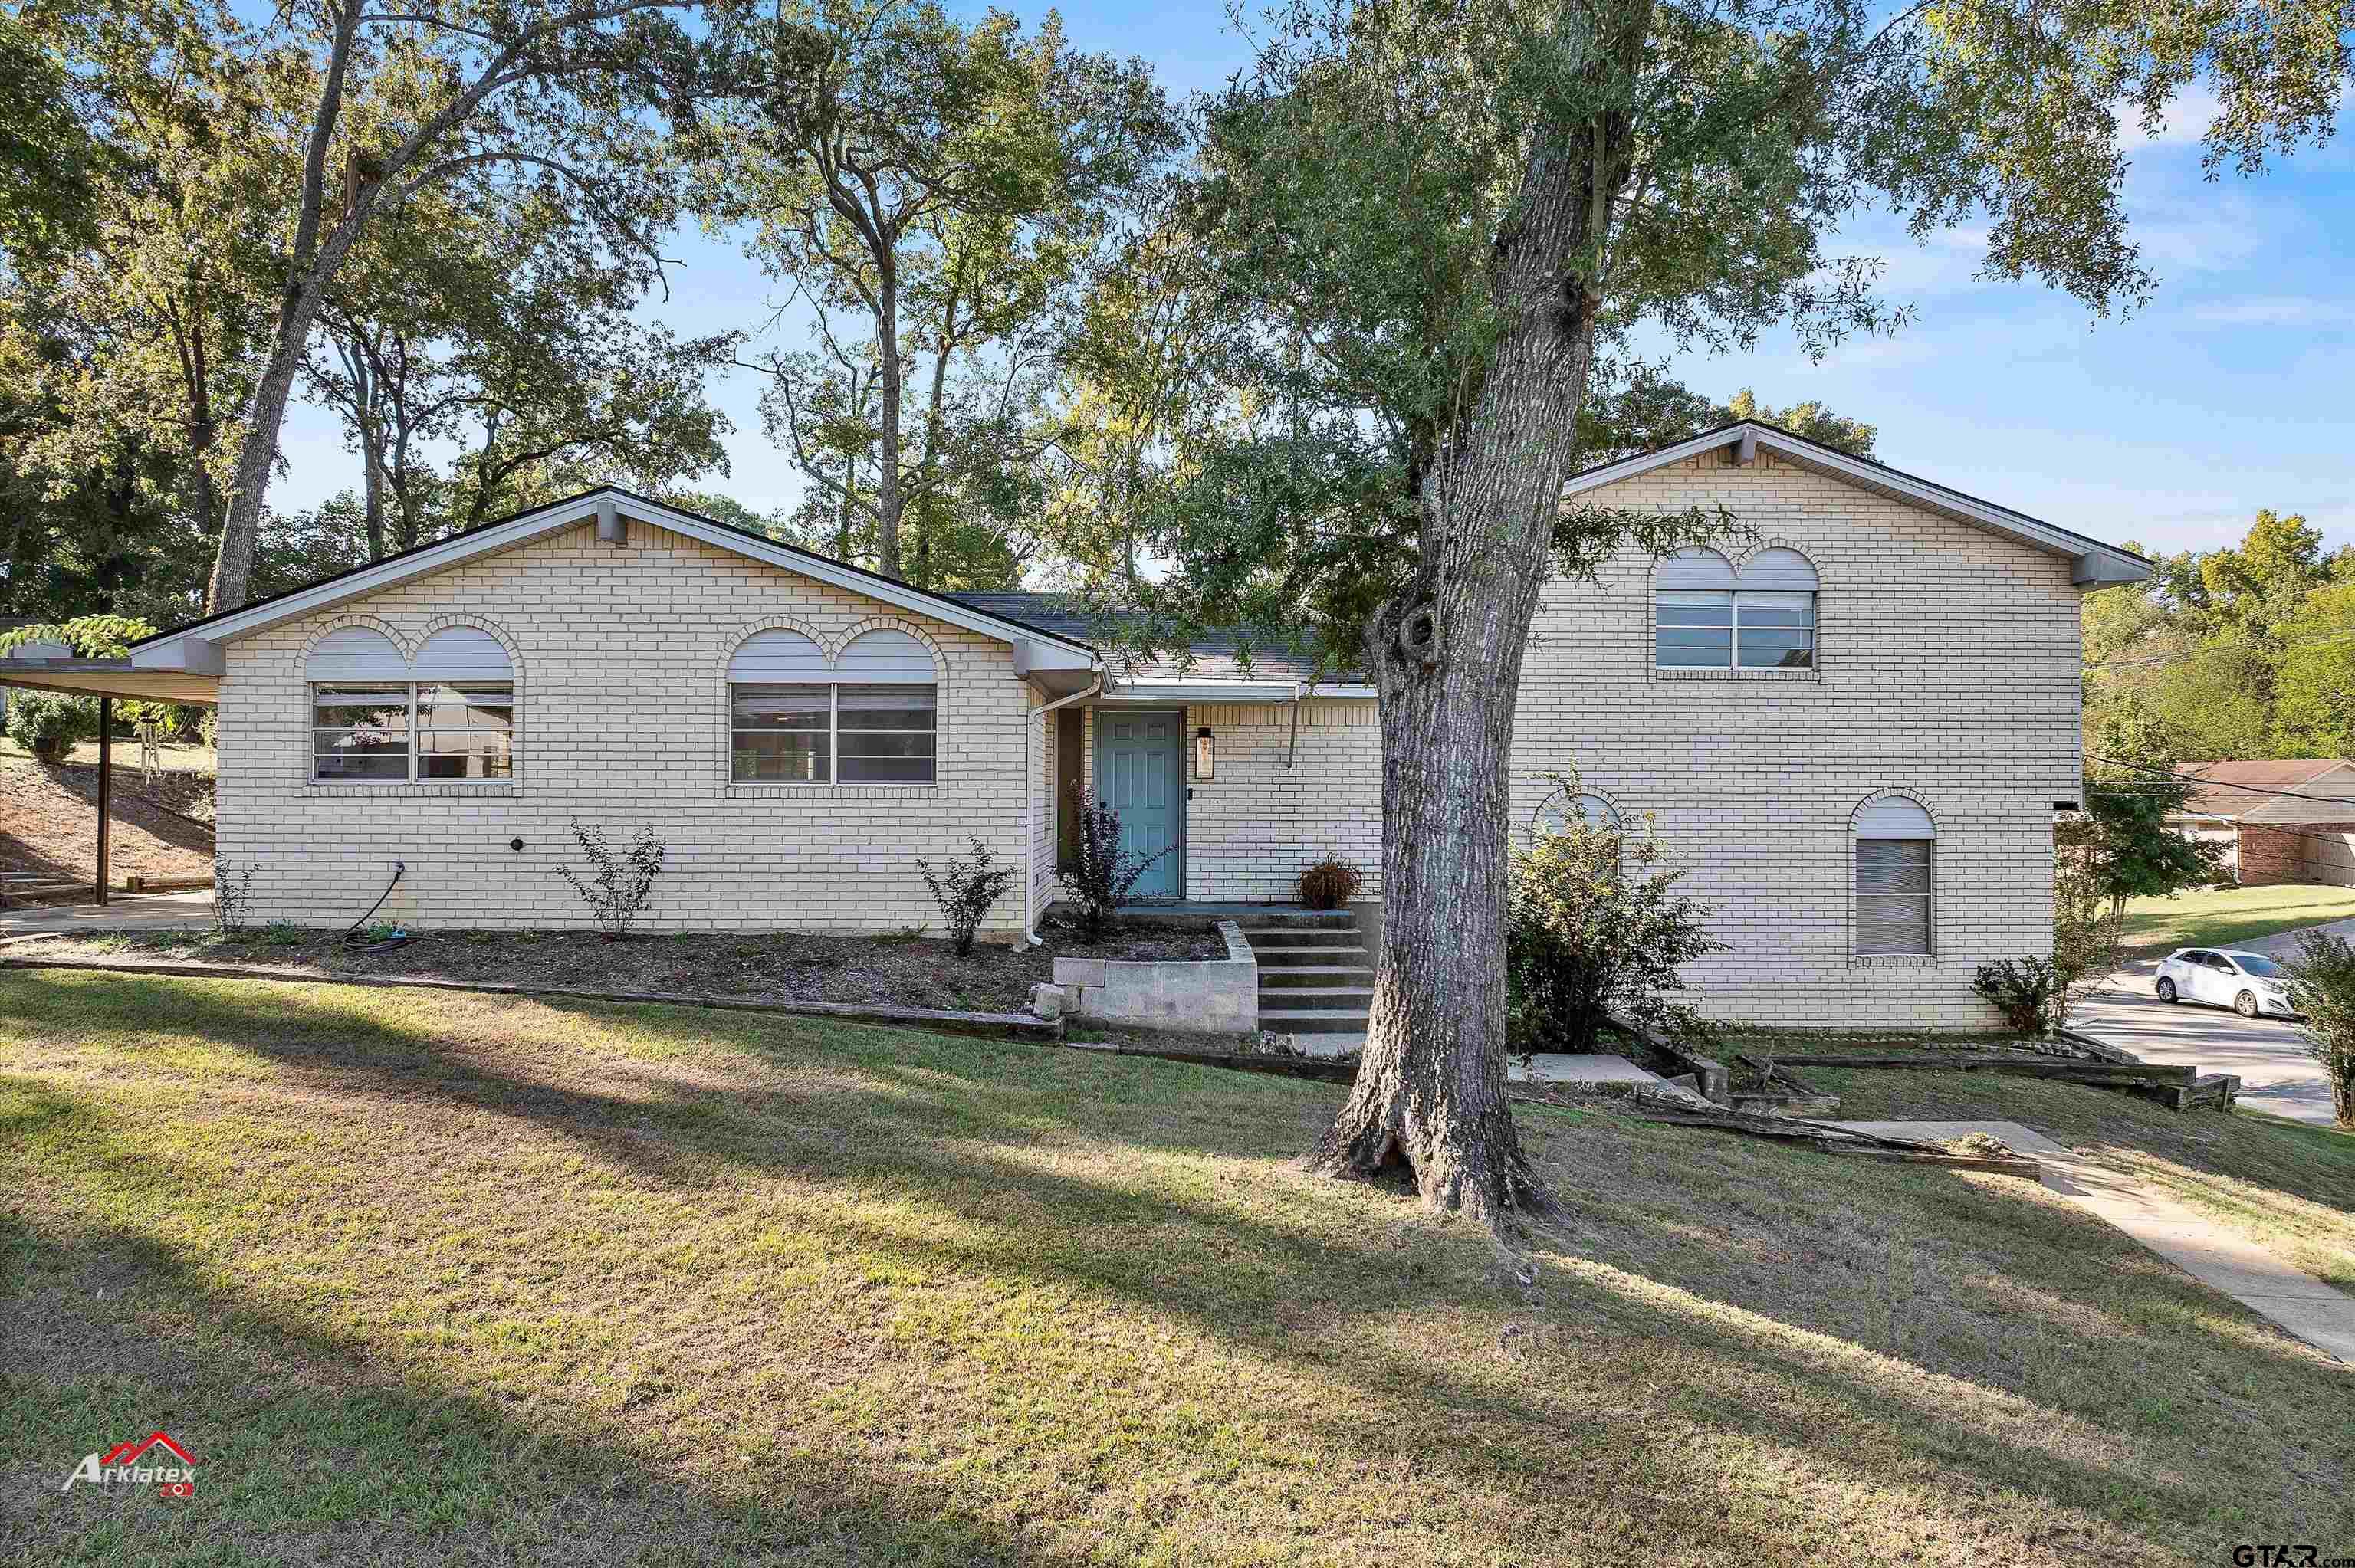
1305;88;1635;1232
875;260;905;579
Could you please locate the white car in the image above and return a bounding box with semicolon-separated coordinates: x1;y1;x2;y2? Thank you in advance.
2154;948;2300;1019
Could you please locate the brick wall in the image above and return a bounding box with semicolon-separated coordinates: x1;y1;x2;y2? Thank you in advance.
2239;824;2355;887
215;514;1039;936
1072;447;2084;1029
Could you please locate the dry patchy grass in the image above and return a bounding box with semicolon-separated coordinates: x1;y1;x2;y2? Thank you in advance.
0;971;2347;1566
1811;1067;2355;1293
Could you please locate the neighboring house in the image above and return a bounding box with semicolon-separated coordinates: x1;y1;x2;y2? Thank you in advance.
2174;760;2355;887
5;420;2152;1028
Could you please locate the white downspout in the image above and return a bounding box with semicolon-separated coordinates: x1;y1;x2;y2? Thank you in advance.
1024;670;1104;946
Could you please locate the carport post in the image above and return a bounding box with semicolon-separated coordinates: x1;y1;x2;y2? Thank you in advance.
95;696;110;905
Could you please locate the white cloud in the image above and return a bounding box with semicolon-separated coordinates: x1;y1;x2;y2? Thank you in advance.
2114;84;2226;148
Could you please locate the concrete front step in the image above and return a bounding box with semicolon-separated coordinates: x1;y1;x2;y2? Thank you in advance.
1258;988;1373;1011
1256;965;1375;989
1231;910;1360;931
1260;1008;1374;1033
1244;927;1367;950
1252;944;1371;968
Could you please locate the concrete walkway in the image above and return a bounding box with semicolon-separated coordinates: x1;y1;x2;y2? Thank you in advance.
0;889;215;940
2072;920;2353;1127
1834;1119;2354;1364
1507;1052;1667;1087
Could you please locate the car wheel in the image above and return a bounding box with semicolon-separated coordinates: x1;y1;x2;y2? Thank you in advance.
2235;989;2258;1019
2155;976;2176;1004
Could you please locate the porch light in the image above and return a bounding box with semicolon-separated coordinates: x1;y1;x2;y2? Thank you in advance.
1194;726;1215;780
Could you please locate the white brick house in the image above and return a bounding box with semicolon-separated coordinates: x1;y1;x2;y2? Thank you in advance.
45;420;2149;1028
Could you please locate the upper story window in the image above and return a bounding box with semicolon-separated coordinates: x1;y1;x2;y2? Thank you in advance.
1853;794;1935;956
1655;548;1819;670
729;628;938;785
309;626;514;782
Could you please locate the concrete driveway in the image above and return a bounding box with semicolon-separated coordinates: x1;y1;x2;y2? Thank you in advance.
0;889;216;940
2071;916;2355;1129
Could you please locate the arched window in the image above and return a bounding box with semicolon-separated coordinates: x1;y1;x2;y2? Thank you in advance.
1854;795;1935;956
728;628;939;785
310;626;517;782
308;628;410;781
1654;547;1818;670
1529;789;1622;845
412;628;515;780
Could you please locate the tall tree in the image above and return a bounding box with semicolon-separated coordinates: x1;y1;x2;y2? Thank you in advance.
714;0;1174;582
305;187;731;559
192;0;741;611
1132;0;2351;1230
1719;387;1875;457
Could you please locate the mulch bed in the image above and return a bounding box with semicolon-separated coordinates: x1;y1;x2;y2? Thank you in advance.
30;920;1220;1016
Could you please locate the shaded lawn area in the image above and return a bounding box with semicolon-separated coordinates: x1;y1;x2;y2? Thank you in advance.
2118;881;2355;957
24;920;1217;1015
1808;1068;2355;1294
2;974;2349;1567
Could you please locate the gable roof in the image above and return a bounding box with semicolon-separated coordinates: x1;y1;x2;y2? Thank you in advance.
126;487;1099;679
2178;759;2355;822
1562;420;2154;587
946;592;1346;684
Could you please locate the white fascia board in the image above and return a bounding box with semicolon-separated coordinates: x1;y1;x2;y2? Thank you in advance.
1010;638;1097;677
1101;679;1301;704
1563;424;2154;586
1100;678;1379;704
131;490;1097;658
129;634;222;675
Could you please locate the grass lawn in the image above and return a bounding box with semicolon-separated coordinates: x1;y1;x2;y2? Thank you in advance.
2118;881;2355;957
3;973;2350;1566
1807;1068;2355;1293
0;736;217;772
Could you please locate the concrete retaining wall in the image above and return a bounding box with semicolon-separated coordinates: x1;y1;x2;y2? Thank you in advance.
1055;920;1257;1035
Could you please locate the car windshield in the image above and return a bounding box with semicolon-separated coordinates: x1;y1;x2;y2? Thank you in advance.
2234;954;2284;978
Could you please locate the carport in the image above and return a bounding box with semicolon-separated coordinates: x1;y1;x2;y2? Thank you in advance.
0;641;218;907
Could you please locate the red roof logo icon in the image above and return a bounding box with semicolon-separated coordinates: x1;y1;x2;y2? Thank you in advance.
98;1432;195;1468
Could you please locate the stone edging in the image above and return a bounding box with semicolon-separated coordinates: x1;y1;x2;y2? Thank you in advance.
1046;920;1258;1035
0;954;1059;1042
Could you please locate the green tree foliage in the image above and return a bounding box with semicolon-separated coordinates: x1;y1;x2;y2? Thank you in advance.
2084;510;2355;759
304;186;731;562
2281;928;2355;1127
2068;700;2229;919
1506;790;1724;1055
1104;0;2351;1225
708;0;1176;586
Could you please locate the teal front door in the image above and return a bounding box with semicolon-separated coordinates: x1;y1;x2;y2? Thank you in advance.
1097;710;1185;900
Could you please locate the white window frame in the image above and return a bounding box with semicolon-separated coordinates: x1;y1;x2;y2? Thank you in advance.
1850;794;1937;961
1654;590;1818;671
728;679;938;786
310;681;516;783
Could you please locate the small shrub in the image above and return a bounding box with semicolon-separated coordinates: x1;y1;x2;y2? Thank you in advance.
1296;855;1362;911
1056;793;1175;943
213;856;259;934
1506;773;1724;1055
554;818;666;940
2282;929;2355;1127
6;691;97;761
1971;957;2058;1035
917;837;1019;957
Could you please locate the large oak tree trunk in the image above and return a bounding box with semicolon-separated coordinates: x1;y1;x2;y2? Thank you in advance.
1305;107;1626;1232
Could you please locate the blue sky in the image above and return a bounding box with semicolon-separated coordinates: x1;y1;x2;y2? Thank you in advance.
271;3;2355;561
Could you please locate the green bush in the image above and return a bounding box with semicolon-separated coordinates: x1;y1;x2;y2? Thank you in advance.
1506;782;1723;1055
5;691;98;761
1971;957;2058;1034
2282;929;2355;1127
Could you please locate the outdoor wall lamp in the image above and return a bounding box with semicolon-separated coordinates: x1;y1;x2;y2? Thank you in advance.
1194;726;1215;780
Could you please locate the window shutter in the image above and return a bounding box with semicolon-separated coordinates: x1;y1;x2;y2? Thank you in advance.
1738;548;1819;591
1854;795;1935;839
728;629;828;681
1656;549;1738;592
305;628;408;681
412;627;514;681
836;629;934;682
